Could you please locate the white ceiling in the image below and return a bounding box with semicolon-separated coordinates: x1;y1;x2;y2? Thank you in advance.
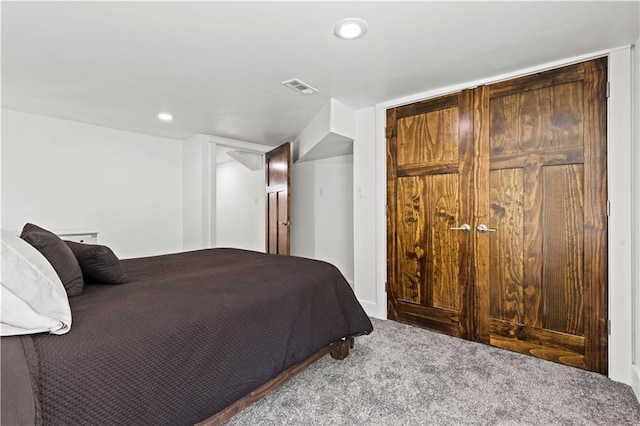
2;1;639;146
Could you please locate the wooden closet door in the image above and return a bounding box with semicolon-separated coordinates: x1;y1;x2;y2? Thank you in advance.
475;58;608;373
387;90;475;339
266;142;291;255
387;58;607;374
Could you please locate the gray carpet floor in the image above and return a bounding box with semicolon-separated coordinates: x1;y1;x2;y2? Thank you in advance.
225;318;640;425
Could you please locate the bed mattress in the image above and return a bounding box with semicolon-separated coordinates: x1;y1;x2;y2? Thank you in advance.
8;248;372;425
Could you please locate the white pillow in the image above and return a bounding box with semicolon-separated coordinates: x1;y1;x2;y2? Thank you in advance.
0;229;72;335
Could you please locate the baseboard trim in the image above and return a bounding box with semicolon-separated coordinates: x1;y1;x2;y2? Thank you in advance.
358;299;387;320
632;365;640;402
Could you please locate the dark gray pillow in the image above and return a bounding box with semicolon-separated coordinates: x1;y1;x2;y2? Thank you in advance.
64;240;127;284
20;223;84;297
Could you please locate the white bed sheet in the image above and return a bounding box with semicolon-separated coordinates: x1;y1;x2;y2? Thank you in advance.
1;229;71;336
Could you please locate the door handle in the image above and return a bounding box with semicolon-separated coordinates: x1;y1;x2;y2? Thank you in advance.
477;224;497;233
280;221;290;226
449;224;471;232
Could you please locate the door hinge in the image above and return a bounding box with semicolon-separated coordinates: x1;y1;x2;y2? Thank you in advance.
608;319;612;335
606;81;610;98
385;281;388;292
607;199;611;216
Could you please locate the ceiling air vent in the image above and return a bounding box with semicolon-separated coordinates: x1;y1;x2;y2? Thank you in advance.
282;78;319;95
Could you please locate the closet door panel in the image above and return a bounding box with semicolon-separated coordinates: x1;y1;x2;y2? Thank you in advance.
388;90;474;339
542;164;584;336
488;168;524;324
481;58;607;373
490;81;584;155
396;176;427;304
397;107;460;166
429;173;460;311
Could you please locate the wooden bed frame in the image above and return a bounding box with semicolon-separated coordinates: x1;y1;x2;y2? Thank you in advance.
197;337;355;425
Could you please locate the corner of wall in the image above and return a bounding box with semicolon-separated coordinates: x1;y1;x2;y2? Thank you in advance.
632;35;640;401
182;134;215;251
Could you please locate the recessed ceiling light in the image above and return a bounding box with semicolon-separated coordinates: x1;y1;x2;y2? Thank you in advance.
333;18;368;40
158;112;173;122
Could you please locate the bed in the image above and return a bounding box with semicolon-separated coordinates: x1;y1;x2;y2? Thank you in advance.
1;225;373;425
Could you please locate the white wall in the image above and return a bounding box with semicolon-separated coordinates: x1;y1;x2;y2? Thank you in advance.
314;155;354;283
290;160;315;259
183;135;215;251
291;155;354;283
353;107;381;315
352;47;638;389
1;109;183;258
216;159;264;251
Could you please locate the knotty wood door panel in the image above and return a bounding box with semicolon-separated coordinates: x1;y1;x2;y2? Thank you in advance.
478;58;607;373
395;174;461;309
388;90;474;339
488;168;524;325
388;57;607;373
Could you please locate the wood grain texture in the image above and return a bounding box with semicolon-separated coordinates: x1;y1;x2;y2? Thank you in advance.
277;190;289;255
473;85;491;344
429;174;460;310
491;322;587;370
488;62;584;99
456;89;476;339
396;177;426;303
489;168;524;324
268;193;278;254
387;58;607;374
396;94;459;119
388;91;473;339
490;147;583;171
550;81;584;149
484;58;607;374
265;142;291;255
490;82;583;155
490;334;585;370
581;57;608;374
397;162;459;177
521;165;544;329
542;165;584;336
491;318;585;355
387;108;400;320
397;107;459;167
395;301;463;337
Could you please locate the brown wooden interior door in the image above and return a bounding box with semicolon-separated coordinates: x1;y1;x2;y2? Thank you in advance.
475;58;608;373
265;142;291;255
387;90;475;339
387;58;608;374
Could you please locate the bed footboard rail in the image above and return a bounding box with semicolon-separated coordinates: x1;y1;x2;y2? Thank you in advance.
197;337;356;426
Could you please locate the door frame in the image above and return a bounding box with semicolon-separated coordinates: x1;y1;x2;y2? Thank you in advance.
370;47;635;383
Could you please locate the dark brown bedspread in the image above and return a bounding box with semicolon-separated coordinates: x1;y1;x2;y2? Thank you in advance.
20;248;372;425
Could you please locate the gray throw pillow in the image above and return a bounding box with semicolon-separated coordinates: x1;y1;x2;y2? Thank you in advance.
65;240;127;284
20;223;84;297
